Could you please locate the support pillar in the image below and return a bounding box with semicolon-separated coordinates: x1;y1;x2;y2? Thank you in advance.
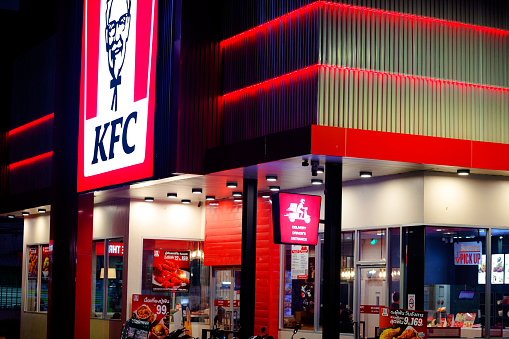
322;162;343;339
240;179;257;339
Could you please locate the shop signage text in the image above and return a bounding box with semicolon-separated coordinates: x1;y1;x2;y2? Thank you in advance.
272;193;321;245
360;305;380;314
96;242;124;257
78;0;158;192
454;242;482;265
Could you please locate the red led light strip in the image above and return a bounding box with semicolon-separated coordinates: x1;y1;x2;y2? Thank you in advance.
8;113;54;137
9;151;53;171
223;64;509;101
222;1;509;48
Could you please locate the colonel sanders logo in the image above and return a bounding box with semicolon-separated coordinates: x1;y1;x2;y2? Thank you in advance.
105;0;131;111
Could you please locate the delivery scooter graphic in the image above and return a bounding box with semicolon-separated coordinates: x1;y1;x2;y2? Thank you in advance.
285;199;311;223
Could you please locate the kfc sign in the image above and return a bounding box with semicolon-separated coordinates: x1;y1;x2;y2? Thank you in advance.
78;0;158;192
272;193;321;245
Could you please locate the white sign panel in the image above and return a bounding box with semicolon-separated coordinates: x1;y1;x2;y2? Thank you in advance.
291;245;309;280
408;294;416;310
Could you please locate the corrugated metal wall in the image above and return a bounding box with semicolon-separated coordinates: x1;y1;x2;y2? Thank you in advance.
223;1;509;145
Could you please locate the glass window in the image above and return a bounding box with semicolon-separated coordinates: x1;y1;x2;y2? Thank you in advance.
359;229;386;261
424;226;486;333
91;240;104;317
106;238;123;319
489;229;509;329
26;245;39;312
389;228;400;308
282;243;316;331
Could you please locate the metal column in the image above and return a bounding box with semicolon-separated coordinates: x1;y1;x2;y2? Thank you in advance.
322;162;343;339
240;179;257;338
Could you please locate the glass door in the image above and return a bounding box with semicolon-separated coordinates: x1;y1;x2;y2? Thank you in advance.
211;267;240;331
357;265;387;339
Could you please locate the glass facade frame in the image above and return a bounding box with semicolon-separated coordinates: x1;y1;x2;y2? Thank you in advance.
24;243;49;313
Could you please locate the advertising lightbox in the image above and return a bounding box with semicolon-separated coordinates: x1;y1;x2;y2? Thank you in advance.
272;193;321;245
77;0;158;192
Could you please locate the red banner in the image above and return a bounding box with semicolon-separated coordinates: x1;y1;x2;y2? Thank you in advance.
377;308;427;339
360;305;380;314
152;250;190;292
131;294;171;338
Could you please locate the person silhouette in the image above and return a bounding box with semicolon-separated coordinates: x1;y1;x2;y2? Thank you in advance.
105;0;131;111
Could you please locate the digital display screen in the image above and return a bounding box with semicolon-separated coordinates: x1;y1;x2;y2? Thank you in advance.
458;291;475;300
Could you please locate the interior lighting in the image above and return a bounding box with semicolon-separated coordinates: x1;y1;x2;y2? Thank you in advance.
167;193;177;198
311;179;323;185
22;212;29;216
317;166;324;174
38;209;46;213
360;171;372;178
226;181;237;188
8;215;15;219
266;175;278;182
210;202;219;206
269;186;280;191
234;198;242;202
192;188;202;194
457;169;470;176
206;196;215;201
145;197;154;202
500;236;504;239
232;192;242;197
182;199;191;204
261;193;271;198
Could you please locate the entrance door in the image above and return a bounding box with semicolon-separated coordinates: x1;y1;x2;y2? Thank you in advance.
211;268;241;331
357;266;387;339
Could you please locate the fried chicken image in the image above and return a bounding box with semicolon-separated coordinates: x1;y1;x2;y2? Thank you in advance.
395;328;416;339
380;327;401;339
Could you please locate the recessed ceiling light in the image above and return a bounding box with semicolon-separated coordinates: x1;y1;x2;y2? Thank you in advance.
145;197;154;202
360;171;372;178
210;202;219;206
181;199;191;204
38;209;46;213
457;169;470;176
22;212;29;216
311;179;323;185
266;175;278;182
317;166;324;174
234;198;242;202
192;188;202;194
269;186;280;191
167;193;177;198
226;181;237;188
261;193;271;198
232;192;242;197
436;229;442;232
206;196;215;201
8;215;15;219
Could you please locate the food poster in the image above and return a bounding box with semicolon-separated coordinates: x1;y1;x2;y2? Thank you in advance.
42;246;50;278
28;246;38;279
492;254;504;284
291;245;309;279
478;254;486;284
378;308;427;339
462;313;476;328
152;250;190;292
447;314;454;327
505;254;509;284
132;294;172;339
40;245;50;311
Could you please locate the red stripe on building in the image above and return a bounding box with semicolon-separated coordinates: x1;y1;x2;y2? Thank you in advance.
9;152;53;171
8;113;54;137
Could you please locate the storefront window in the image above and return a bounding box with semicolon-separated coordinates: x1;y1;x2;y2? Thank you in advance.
91;238;123;319
141;239;210;326
282;243;316;330
212;268;240;330
359;229;386;262
489;229;509;329
424;227;486;333
389;228;400;308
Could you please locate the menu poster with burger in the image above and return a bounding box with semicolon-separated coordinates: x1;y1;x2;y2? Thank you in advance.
28;246;38;279
132;294;172;339
152;251;190;292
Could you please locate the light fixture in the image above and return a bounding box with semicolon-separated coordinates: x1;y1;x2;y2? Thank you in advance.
145;197;154;202
234;198;242;202
167;193;177;198
206;196;215;201
38;209;46;213
226;181;237;188
22;212;29;216
8;215;14;219
232;192;242;197
210;202;219;206
269;186;280;191
192;188;202;194
302;159;309;167
457;169;470;176
181;199;191;204
500;236;504;239
266;175;278;182
261;193;271;198
311;179;323;185
317;166;324;174
360;171;372;178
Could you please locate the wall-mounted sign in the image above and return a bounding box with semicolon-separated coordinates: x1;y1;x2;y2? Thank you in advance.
96;242;124;257
131;294;171;338
78;0;158;192
152;251;190;292
291;245;309;279
453;242;482;265
272;193;321;245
